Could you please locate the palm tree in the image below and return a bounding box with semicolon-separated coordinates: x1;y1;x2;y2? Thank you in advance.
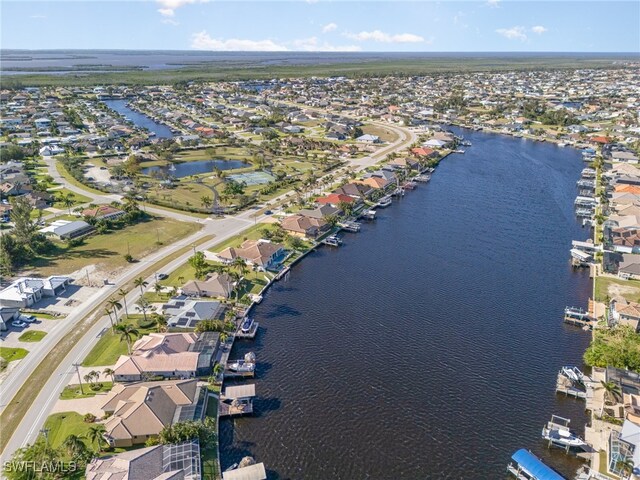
103;367;115;382
115;323;140;355
104;308;115;330
136;298;151;323
85;425;107;453
61;192;75;215
89;370;100;385
62;434;87;459
83;373;94;387
200;195;213;212
213;362;224;376
154;282;164;297
153;313;168;332
134;277;148;296
219;331;229;344
117;288;130;319
599;380;622;406
107;298;122;324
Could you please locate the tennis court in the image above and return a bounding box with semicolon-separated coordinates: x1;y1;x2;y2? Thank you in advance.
228;171;276;185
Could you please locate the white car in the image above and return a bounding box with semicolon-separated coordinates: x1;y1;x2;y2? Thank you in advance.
19;314;37;323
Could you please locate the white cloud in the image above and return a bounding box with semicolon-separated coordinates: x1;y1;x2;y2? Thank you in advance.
486;0;500;8
157;0;210;17
162;18;179;26
30;14;46;19
531;25;548;34
322;22;337;33
346;30;424;43
496;26;528;42
292;37;361;52
191;31;289;51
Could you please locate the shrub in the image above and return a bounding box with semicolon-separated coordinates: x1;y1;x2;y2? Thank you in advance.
83;413;96;423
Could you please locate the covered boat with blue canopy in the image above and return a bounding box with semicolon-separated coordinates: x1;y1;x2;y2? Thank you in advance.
506;449;566;480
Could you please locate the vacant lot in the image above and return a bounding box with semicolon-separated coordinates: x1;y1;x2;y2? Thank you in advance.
30;216;201;277
595;276;640;303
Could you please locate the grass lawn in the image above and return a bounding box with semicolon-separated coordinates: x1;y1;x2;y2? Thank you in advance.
29;216;202;277
362;124;400;143
146;183;214;211
208;222;276;255
201;395;219;480
82;317;155;367
0;347;29;362
60;382;113;400
43;412;95;450
49;188;92;209
18;330;47;342
595;276;640;303
34;312;64;320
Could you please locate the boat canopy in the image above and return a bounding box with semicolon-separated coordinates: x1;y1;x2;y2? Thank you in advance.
511;449;566;480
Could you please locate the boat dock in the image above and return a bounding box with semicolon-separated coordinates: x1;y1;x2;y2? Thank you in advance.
219;384;256;418
360;209;377;220
541;415;588;453
556;371;587;399
236;321;259;339
414;174;431;183
340;221;362;232
563;306;594;328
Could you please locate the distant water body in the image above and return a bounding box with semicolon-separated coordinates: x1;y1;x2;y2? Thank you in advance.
103;99;173;139
220;128;592;479
1;50;634;75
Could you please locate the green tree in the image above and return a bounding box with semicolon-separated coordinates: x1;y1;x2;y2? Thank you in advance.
115;323;140;355
188;251;209;279
133;276;148;296
85;425;107;453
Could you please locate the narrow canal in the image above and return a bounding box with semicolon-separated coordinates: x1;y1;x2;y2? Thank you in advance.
103;99;174;138
221;128;593;479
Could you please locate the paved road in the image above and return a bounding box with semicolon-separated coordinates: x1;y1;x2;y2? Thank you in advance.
0;121;416;462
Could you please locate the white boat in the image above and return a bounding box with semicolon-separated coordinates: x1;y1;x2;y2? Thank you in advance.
560;365;587;384
558;142;566;147
224;463;239;472
228;361;255;373
323;235;342;247
541;415;587;449
453;149;465;154
241;317;254;333
377;196;392;208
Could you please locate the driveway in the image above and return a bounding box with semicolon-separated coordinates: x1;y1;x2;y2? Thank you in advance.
50;395;109;418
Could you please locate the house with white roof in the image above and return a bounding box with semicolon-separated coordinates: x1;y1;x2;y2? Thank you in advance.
0;276;71;308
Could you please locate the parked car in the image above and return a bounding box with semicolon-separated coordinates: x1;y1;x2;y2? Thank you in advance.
19;314;36;323
264;210;273;215
11;320;27;328
157;273;168;280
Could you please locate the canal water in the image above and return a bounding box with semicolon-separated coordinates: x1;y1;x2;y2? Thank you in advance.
141;159;249;178
220;128;592;479
103;99;174;138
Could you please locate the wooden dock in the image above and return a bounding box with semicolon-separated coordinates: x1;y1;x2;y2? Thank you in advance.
556;372;587;399
223;368;255;379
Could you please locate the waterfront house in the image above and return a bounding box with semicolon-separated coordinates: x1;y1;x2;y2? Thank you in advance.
181;272;235;299
217;239;285;271
354;176;391;190
332;182;373;199
389;157;421;170
0;276;71;308
610;298;640;332
86;442;201;480
112;332;218;382
315;193;359;207
163;296;227;329
411;147;436;158
281;214;329;239
101;379;205;448
618;253;640;279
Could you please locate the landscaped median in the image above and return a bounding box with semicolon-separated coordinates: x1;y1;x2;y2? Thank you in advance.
17;331;47;342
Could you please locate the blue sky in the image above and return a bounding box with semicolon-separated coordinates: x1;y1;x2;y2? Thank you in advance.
2;1;639;52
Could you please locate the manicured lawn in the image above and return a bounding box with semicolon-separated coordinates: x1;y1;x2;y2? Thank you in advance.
82;317;154;367
43;412;94;450
146;183;215;211
30;216;202;277
18;330;47;342
0;347;29;362
201;395;219;479
60;382;113;400
208;222;276;255
34;312;64;320
49;188;92;209
595;276;640;303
